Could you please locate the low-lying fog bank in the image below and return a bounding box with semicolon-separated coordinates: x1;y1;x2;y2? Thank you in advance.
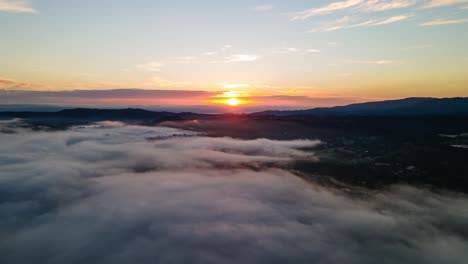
1;120;467;264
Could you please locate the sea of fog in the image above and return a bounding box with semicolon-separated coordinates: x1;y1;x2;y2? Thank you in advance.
0;119;467;264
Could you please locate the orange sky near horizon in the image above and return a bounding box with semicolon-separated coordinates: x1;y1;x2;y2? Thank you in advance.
1;0;468;109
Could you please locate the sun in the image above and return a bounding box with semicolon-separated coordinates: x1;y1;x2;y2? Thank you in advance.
215;97;247;107
225;97;242;106
210;91;252;107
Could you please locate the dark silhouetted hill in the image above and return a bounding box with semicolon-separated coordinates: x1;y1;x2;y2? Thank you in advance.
253;97;468;116
55;108;176;119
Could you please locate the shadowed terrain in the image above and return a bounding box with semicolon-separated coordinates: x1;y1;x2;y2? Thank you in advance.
2;98;468;193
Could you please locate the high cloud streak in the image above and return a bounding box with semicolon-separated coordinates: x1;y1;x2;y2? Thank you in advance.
420;18;468;25
291;0;416;20
311;15;411;32
0;0;35;13
423;0;468;8
224;54;259;63
291;0;364;20
291;0;468;20
358;0;417;11
1;120;468;264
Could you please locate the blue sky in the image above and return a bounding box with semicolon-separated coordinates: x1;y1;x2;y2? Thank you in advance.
1;0;468;107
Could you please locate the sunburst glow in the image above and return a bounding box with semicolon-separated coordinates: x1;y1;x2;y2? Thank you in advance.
225;97;242;106
211;91;252;107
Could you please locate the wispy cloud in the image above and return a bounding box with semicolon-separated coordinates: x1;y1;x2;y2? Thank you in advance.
311;14;411;32
202;45;237;56
274;48;301;54
291;0;363;20
420;18;468;25
137;45;256;69
291;0;416;20
202;52;217;56
170;56;197;64
0;77;50;90
372;14;411;25
221;45;233;51
0;77;23;88
348;59;396;64
422;0;468;8
0;0;36;13
273;47;321;54
254;5;274;11
225;54;259;62
357;0;417;12
137;61;163;72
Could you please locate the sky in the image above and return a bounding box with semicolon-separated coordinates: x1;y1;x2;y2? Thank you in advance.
1;0;468;110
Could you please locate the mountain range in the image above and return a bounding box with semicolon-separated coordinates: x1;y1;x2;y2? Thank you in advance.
0;97;467;118
253;97;468;116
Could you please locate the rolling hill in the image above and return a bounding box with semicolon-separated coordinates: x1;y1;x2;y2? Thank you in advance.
253;97;468;116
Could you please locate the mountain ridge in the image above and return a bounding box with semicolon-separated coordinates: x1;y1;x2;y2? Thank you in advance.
0;97;467;117
252;97;468;116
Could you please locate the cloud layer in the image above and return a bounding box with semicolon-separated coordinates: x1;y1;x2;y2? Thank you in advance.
0;121;468;264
